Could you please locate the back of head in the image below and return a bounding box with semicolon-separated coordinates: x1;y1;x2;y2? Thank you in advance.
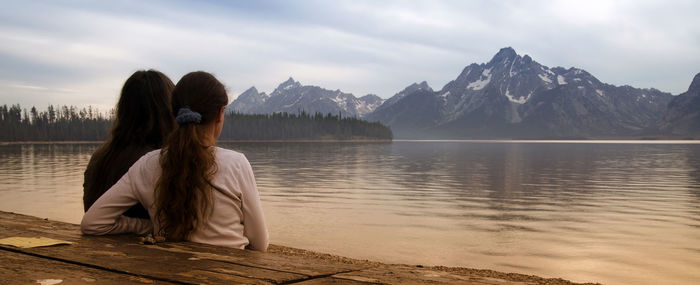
171;71;228;126
113;69;175;148
156;71;229;240
84;69;175;213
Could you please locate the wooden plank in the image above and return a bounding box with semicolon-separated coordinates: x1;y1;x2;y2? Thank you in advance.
0;231;299;284
0;236;283;284
0;250;171;284
0;211;365;284
0;211;364;275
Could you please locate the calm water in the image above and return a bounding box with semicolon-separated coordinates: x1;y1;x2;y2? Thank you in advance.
1;141;699;284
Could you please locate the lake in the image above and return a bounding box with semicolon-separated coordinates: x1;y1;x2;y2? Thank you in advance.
1;140;699;284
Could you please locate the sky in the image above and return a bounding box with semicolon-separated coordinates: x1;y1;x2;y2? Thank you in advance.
1;0;699;111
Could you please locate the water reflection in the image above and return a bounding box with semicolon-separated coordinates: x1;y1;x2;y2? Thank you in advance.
224;141;700;284
0;143;98;223
1;141;699;285
686;147;700;199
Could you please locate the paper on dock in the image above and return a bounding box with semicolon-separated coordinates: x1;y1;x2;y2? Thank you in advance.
0;237;73;248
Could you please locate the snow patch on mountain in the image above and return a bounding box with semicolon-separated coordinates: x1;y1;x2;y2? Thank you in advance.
538;74;553;84
505;89;528;104
330;93;348;109
468;68;492;90
557;75;567;85
283;94;304;109
355;95;384;117
508;59;518;77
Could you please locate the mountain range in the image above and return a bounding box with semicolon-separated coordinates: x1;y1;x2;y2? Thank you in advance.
227;78;383;118
227;47;699;139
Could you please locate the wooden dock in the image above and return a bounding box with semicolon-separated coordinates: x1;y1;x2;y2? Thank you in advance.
0;211;585;284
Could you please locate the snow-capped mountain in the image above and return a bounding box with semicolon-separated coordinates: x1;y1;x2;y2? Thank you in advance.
658;73;700;135
225;47;692;139
226;78;384;117
366;47;674;138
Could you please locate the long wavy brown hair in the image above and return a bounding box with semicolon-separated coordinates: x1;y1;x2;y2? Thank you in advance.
84;69;174;214
155;71;228;240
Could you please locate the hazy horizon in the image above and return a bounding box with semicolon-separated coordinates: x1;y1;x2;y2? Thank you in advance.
1;0;699;111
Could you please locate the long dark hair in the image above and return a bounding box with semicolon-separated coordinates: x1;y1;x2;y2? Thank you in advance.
155;71;229;240
111;70;175;148
84;69;175;212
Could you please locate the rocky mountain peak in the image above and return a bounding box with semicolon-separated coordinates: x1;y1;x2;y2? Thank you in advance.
240;86;259;95
688;72;700;94
489;47;518;64
275;77;301;91
417;81;432;91
403;81;433;93
369;81;434;114
360;94;381;100
551;67;567;74
225;86;268;114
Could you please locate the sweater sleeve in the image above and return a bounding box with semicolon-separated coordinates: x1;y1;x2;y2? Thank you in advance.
239;156;269;251
81;159;153;236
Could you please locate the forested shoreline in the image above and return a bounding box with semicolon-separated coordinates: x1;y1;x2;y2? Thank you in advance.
0;104;392;142
220;112;392;140
0;104;112;141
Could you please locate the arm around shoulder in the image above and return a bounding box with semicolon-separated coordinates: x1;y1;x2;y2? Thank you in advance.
81;157;153;236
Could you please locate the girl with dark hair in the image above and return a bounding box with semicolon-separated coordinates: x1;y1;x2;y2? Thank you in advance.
83;69;175;218
81;71;268;251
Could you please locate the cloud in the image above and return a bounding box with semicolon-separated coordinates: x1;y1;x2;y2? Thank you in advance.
0;0;698;110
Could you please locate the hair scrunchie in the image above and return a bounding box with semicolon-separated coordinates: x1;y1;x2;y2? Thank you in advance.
175;107;202;125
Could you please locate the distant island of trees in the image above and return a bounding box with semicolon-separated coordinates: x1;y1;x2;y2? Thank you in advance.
0;104;393;142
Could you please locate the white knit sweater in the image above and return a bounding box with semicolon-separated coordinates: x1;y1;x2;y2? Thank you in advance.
81;147;269;251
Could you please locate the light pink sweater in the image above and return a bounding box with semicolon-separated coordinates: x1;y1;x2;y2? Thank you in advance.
81;147;269;251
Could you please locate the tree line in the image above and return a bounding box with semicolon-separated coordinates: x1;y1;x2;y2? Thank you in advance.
220;112;393;140
0;104;392;141
0;104;112;141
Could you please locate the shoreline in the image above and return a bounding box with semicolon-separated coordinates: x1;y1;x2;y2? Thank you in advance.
219;138;393;143
0;141;104;146
0;139;393;146
267;244;595;285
